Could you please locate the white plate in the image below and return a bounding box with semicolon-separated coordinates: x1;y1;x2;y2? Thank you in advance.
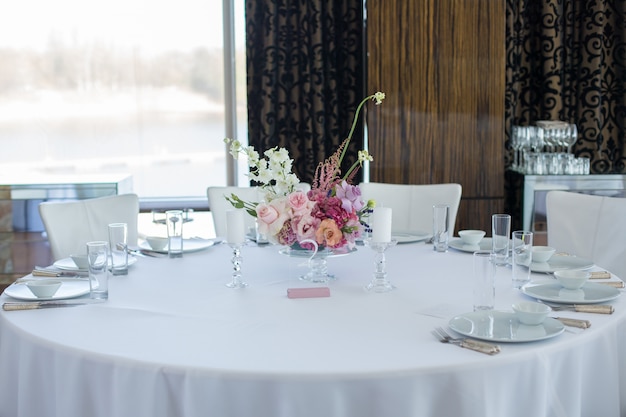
448;237;493;253
529;254;594;273
139;238;216;254
521;282;621;304
448;311;565;343
54;256;138;271
3;280;90;301
392;231;430;244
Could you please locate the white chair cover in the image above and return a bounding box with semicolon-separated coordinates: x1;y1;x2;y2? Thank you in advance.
358;182;462;235
207;187;260;238
39;194;140;261
546;191;626;279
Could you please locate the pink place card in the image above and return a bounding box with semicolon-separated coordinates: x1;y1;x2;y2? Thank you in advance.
287;287;331;299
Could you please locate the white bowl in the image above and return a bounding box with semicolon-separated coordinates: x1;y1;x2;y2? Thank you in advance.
70;254;89;270
532;246;556;263
146;236;168;251
554;269;590;290
458;230;486;245
512;301;551;325
26;280;62;298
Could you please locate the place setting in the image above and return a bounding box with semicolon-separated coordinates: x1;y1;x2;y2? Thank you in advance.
138;237;218;254
3;278;91;303
528;249;594;273
448;229;493;253
52;253;138;272
521;269;621;306
430;242;612;354
391;230;430;244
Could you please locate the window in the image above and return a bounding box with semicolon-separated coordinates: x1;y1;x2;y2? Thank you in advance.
0;0;248;208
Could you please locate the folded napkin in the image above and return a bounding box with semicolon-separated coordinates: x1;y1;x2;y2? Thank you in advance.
536;120;569;129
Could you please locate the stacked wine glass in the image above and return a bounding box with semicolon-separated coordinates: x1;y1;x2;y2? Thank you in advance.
510;121;589;175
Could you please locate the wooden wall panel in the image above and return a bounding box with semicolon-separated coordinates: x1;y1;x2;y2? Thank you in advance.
366;0;505;233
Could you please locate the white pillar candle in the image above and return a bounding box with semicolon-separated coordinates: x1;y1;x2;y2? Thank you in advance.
226;210;245;244
371;207;392;242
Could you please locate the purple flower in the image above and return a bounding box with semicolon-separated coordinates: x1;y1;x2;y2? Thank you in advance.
335;181;364;213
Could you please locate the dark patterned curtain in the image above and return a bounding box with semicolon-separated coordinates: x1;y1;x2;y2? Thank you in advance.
245;0;365;185
505;0;626;174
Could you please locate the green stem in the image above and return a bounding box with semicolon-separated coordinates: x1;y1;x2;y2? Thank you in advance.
342;160;360;180
338;94;374;167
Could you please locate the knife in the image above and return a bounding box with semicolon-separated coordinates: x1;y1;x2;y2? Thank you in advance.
551;304;614;314
31;269;88;278
2;300;105;311
554;317;592;329
597;281;625;288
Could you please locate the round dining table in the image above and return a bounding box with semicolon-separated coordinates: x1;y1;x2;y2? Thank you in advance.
1;237;625;417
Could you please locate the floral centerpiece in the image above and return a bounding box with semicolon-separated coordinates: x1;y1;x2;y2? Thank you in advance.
224;92;385;251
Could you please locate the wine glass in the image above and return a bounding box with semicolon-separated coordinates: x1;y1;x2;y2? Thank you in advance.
565;123;578;154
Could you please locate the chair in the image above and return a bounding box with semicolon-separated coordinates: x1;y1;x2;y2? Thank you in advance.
39;194;140;261
358;182;462;235
207;184;312;238
546;191;626;279
207;187;260;238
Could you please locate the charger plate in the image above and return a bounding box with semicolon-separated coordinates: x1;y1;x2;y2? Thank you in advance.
521;282;620;304
392;231;430;244
54;256;138;271
448;237;493;253
529;254;594;273
139;238;216;254
3;280;90;301
448;311;565;343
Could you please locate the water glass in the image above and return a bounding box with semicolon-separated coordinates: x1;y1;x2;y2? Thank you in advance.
87;241;109;300
108;223;128;275
432;204;449;252
473;250;496;311
491;214;511;266
166;210;184;258
512;231;533;289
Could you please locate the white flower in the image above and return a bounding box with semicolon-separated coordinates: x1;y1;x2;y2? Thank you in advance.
245;147;260;165
358;150;373;163
373;92;385;105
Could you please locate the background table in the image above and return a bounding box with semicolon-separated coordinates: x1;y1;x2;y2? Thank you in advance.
1;240;625;417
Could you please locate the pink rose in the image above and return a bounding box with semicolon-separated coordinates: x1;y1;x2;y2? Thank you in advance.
293;213;321;242
288;191;314;215
256;197;290;236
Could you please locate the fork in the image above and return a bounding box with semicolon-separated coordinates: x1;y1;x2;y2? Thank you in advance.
431;327;501;355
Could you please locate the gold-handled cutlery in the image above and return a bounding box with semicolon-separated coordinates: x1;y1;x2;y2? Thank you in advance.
431;327;501;355
3;300;105;311
597;281;625;288
553;317;591;329
540;301;614;314
31;267;88;277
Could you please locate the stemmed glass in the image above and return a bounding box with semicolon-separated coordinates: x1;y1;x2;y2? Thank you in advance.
565;123;578;154
510;126;521;171
364;238;398;292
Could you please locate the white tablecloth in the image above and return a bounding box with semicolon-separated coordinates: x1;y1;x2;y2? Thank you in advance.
1;241;625;417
